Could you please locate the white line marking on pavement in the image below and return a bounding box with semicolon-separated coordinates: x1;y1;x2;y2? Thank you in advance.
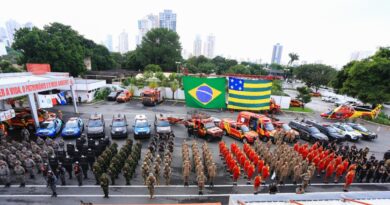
7;183;390;188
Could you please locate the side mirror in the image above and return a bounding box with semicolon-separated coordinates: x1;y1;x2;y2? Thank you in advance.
132;125;135;128
109;125;112;127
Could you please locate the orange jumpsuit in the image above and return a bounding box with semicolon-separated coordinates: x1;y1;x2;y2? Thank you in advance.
262;165;270;180
342;160;349;174
247;165;255;181
325;162;335;182
254;175;262;192
344;170;355;191
335;164;344;183
233;165;240;184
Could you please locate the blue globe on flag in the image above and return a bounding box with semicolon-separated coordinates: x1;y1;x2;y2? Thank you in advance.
196;85;213;103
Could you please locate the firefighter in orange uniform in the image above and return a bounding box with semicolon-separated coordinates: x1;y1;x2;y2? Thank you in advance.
348;163;357;172
257;159;264;175
247;164;255;184
324;161;335;183
342;159;349;174
343;169;356;192
317;158;326;177
232;164;240;186
334;163;344;183
253;175;262;194
262;164;270;181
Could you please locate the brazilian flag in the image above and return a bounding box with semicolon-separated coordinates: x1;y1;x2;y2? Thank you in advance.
183;76;226;109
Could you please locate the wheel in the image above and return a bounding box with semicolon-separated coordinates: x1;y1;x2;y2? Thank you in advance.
207;135;212;142
262;136;268;142
243;138;248;144
310;137;316;143
223;130;228;136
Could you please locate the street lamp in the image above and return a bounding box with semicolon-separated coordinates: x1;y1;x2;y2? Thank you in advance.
175;61;181;73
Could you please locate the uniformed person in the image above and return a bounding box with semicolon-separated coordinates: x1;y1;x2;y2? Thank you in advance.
108;164;117;185
80;155;89;179
0;160;10;187
48;155;58;172
24;157;36;179
74;161;83;186
197;172;206;195
254;175;262;194
123;163;132;185
63;155;73;179
146;172;156;199
163;163;171;185
100;173;110;198
301;170;311;191
56;162;66;185
344;169;356;192
183;160;190;186
208;162;217;187
142;162;150;184
47;170;57;197
14;161;26;187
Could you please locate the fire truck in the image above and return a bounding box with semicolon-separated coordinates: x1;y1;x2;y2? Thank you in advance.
236;111;276;142
141;88;165;106
219;118;258;144
185;112;223;142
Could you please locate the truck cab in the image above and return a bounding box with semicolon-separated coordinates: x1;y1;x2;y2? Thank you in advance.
116;90;132;103
219;118;258;144
237;111;276;142
141;88;164;106
187;117;223;142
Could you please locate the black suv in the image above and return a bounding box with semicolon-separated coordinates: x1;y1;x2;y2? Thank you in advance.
110;114;128;139
288;120;328;143
107;90;123;101
87;114;105;139
305;120;345;142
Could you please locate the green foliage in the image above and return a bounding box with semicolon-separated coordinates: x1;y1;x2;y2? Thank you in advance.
110;52;123;69
271;80;288;96
288;53;299;65
332;47;390;104
269;63;285;70
170;80;180;100
143;70;154;79
148;81;158;89
12;23;114;76
137;28;182;71
94;87;112;101
294;64;337;91
197;62;217;74
363;112;390;125
227;64;251;75
154;71;166;81
296;86;312;104
0;60;24;73
122;50;141;70
144;64;162;72
283;107;313;113
0;47;23;64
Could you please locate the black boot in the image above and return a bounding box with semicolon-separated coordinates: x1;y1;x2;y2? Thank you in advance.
20;183;25;187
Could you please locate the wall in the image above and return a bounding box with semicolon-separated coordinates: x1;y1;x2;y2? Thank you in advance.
130;86;185;100
271;95;291;109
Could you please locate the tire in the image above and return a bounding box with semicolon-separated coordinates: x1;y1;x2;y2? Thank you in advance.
223;130;228;136
243;138;248;144
346;135;351;141
207;135;212;142
262;136;268;142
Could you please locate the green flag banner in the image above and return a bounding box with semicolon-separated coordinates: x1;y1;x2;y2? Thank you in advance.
183;76;226;109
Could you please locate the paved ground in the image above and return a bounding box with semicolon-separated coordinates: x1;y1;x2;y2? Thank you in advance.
1;98;389;205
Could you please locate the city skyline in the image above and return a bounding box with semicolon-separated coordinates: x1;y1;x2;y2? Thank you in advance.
271;43;283;64
1;0;390;67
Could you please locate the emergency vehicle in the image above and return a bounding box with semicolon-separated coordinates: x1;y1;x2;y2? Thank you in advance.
236;111;276;142
141;88;165;106
219;118;258;144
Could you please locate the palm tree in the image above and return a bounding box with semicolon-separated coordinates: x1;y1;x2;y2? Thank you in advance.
170;80;179;100
288;53;299;66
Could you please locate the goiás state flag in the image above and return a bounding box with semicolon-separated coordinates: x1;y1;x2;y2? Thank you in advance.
183;76;226;109
227;77;272;111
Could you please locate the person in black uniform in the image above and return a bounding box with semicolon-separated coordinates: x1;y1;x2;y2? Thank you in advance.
358;163;368;182
86;148;95;169
63;155;73;179
66;143;75;157
73;149;81;163
76;138;84;152
80;155;89;179
48;155;59;172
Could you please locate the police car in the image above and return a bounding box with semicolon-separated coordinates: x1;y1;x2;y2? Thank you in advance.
36;117;63;138
61;117;84;138
133;114;151;139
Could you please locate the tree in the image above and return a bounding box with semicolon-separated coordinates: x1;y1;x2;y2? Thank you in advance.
12;23;114;76
288;53;299;66
294;64;337;91
296;86;312;109
0;47;23;64
170;80;179;100
198;62;216;74
137;28;182;71
0;60;24;73
227;64;251;75
332;47;390;104
122;50;141;70
110;52;123;69
144;64;162;72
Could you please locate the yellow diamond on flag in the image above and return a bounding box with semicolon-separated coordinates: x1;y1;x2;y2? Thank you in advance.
188;83;222;105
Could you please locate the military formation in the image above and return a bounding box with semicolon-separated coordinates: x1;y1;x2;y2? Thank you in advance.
141;132;174;198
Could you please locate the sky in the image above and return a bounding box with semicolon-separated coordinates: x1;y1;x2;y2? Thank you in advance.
1;0;390;68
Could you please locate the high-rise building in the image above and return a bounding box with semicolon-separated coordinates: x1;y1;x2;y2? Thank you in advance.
203;34;215;58
0;27;10;47
193;35;202;57
118;31;129;54
104;35;113;51
159;10;176;32
5;19;21;45
271;43;283;64
0;40;7;56
136;14;159;45
24;22;34;30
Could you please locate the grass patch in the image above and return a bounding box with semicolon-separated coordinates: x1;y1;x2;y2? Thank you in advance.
282;107;313;113
363;112;390;126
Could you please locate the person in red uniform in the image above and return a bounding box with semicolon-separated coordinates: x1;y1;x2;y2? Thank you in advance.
232;164;240;186
312;155;321;167
334;163;344;183
294;142;300;152
244;160;251;174
342;159;349;174
324;161;335;183
317;158;326;177
262;164;270;181
257;159;264;175
343;169;356;192
335;155;342;167
253;175;262;194
348;163;357;172
247;164;255;184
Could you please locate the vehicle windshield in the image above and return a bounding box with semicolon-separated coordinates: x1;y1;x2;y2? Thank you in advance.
143;93;153;97
41;121;54;129
112;120;126;127
204;122;215;129
326;127;337;133
356;125;368;132
282;124;291;131
135;120;148;127
241;125;250;132
265;122;275;131
65;121;78;128
344;125;354;131
118;93;126;97
88;120;102;127
157;120;170;127
109;92;116;96
308;127;320;133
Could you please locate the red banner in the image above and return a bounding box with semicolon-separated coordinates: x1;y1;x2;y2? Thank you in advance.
26;64;51;75
0;79;70;99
